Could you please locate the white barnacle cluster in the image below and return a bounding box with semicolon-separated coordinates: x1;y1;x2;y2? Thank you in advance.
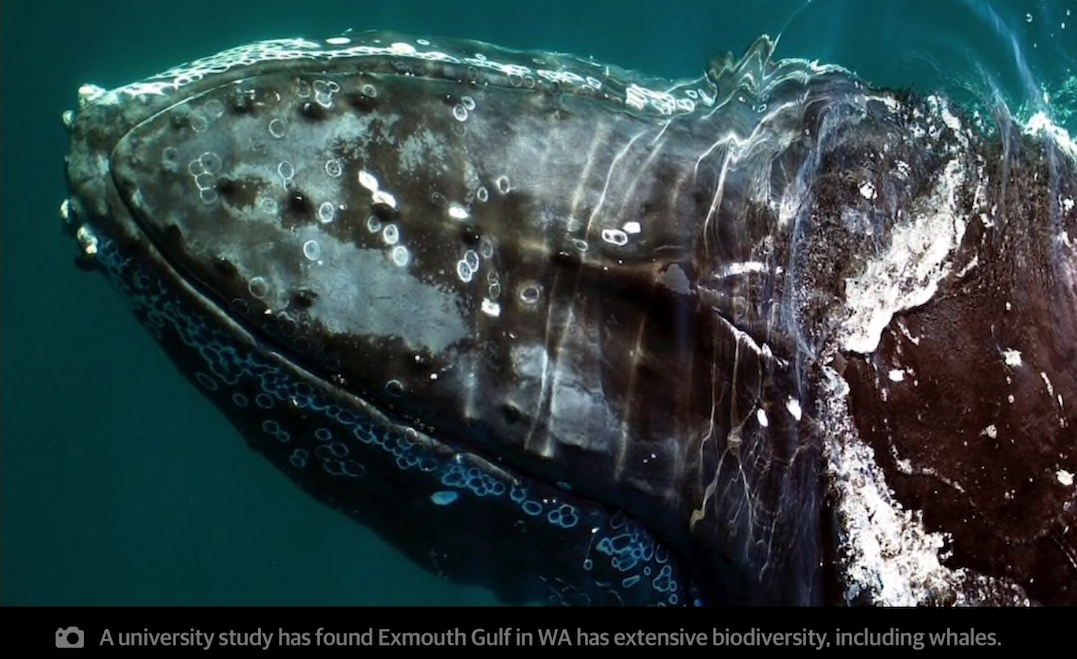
187;151;223;205
814;368;1031;606
840;155;970;354
357;193;408;268
311;78;340;108
837;91;988;354
453;245;502;319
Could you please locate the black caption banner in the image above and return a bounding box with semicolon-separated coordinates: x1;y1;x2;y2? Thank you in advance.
21;606;1046;655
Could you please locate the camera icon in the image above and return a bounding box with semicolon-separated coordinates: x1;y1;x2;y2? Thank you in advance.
56;627;84;649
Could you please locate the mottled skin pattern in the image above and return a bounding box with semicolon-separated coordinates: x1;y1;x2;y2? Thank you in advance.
61;31;1076;605
841;130;1077;606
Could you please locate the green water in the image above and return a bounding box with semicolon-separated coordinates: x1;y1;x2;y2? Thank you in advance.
1;0;1073;606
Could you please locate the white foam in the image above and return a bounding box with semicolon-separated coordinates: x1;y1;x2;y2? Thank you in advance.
1024;112;1077;161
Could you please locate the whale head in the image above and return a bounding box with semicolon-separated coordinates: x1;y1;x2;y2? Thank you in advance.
60;30;1077;606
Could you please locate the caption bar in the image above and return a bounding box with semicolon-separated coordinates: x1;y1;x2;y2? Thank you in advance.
61;626;1003;650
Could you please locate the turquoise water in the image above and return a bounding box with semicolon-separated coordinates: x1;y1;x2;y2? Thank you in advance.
1;0;1073;606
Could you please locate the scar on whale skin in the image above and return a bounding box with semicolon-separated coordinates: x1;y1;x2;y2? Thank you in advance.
60;30;1076;605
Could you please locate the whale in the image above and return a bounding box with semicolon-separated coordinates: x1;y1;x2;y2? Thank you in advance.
60;30;1076;606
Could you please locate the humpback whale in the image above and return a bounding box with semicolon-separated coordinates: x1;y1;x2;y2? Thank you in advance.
60;30;1076;606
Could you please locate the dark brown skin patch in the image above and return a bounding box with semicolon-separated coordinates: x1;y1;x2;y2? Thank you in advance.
843;135;1077;606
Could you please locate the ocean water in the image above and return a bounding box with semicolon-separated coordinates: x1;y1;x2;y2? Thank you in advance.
1;0;1073;606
